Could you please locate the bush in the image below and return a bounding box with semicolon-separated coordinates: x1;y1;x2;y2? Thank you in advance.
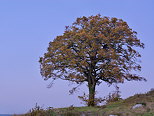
78;92;104;106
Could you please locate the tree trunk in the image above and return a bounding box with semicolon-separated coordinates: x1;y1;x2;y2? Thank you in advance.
88;82;96;106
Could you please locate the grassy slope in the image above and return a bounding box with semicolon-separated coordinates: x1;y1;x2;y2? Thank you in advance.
15;89;154;116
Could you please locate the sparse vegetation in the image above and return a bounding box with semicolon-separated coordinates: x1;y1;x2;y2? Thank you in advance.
14;89;154;116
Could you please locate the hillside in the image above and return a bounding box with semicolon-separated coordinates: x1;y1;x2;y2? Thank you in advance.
14;89;154;116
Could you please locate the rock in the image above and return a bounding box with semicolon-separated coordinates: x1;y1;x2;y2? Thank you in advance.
81;113;86;116
109;114;118;116
132;104;144;109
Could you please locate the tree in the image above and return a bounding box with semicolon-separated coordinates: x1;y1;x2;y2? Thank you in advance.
39;14;146;106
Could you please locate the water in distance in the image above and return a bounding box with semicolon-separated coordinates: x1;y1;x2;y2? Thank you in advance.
0;114;12;116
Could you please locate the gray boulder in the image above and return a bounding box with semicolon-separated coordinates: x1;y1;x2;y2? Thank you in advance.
109;114;118;116
132;104;144;109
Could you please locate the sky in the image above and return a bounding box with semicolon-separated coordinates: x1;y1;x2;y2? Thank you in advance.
0;0;154;114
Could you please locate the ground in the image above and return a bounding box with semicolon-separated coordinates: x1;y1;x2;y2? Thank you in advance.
14;89;154;116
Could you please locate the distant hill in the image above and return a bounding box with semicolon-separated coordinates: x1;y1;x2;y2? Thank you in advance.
14;89;154;116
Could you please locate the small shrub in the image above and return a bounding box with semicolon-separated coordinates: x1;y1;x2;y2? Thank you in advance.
78;92;104;106
17;103;57;116
105;86;122;104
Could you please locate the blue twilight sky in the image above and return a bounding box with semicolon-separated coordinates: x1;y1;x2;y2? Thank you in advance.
0;0;154;114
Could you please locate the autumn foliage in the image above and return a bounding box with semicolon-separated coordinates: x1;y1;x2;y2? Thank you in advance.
39;14;145;106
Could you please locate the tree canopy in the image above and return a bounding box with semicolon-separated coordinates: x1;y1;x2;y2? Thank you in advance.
39;14;145;106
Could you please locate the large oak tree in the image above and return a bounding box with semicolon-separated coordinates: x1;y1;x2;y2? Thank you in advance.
39;14;145;106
